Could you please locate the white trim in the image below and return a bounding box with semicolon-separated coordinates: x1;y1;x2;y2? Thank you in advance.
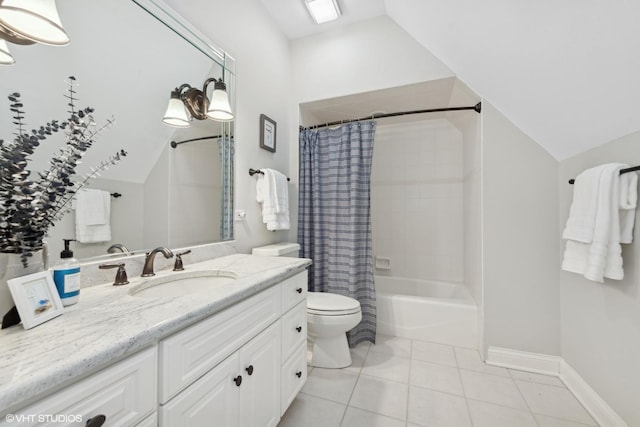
486;346;628;427
486;346;561;375
560;359;628;427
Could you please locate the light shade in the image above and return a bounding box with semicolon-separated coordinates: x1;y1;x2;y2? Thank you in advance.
0;0;69;46
0;39;14;65
206;80;234;122
305;0;341;24
162;94;191;128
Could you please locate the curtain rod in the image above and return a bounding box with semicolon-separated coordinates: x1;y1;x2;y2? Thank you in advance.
299;102;481;131
568;165;640;184
170;134;225;148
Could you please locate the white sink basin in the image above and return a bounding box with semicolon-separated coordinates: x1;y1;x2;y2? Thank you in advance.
129;270;238;298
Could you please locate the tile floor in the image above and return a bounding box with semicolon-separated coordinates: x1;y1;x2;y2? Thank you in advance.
278;335;599;427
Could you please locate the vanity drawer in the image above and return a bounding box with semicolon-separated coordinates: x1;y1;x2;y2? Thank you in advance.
281;271;307;313
2;347;157;427
281;301;307;362
159;285;281;403
281;343;307;416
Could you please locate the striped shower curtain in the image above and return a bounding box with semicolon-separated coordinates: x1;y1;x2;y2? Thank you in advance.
298;121;377;346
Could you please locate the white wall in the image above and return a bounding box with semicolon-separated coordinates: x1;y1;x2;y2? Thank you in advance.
559;131;640;427
164;0;294;253
371;119;464;282
481;101;561;357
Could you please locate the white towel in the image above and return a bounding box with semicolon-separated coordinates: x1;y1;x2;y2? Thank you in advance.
562;163;636;282
75;189;112;243
256;168;290;231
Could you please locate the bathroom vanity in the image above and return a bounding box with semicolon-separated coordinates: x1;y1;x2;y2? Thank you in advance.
0;254;310;427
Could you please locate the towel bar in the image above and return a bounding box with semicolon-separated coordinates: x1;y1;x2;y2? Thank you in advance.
568;165;640;184
249;168;290;181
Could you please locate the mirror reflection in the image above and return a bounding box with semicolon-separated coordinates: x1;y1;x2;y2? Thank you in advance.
0;0;235;261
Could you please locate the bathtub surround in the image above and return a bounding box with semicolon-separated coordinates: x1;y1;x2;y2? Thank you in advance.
298;122;377;345
371;119;464;283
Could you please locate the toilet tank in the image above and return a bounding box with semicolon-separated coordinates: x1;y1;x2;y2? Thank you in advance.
252;242;300;257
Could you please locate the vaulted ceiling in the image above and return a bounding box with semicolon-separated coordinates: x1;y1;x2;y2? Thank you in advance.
260;0;640;160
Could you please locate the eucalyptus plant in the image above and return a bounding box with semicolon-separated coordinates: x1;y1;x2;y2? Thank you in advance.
0;77;126;266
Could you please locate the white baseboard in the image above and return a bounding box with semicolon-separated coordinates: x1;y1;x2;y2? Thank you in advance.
486;346;628;427
486;346;561;375
559;359;628;427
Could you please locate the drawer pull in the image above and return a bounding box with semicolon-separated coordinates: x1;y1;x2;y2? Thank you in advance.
296;287;303;294
86;415;106;427
296;326;302;333
233;375;243;386
296;371;302;378
245;365;254;376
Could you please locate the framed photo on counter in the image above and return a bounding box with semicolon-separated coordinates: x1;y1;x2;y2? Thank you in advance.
8;271;64;329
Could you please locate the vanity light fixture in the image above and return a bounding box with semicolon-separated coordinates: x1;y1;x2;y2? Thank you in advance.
162;77;234;128
0;0;69;46
304;0;341;24
0;39;14;65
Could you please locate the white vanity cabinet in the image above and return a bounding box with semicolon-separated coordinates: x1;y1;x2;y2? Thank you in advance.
158;271;308;427
0;347;157;427
0;269;308;427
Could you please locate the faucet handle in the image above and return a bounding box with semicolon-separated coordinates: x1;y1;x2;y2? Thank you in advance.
99;262;130;286
173;250;192;271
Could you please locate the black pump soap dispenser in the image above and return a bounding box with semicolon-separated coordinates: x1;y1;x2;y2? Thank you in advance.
52;239;81;306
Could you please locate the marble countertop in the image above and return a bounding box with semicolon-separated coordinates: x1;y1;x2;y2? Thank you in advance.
0;254;311;416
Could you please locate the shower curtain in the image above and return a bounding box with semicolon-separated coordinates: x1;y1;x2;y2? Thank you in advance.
298;121;377;346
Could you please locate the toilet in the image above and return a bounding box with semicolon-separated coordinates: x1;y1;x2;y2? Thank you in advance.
252;242;362;369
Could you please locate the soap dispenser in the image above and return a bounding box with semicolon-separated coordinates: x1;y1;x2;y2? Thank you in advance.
52;239;81;306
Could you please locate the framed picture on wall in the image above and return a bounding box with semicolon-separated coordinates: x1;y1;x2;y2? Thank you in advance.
259;114;277;152
8;271;64;329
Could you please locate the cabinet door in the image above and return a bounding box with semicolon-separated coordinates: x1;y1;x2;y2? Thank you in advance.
160;353;240;427
239;321;282;427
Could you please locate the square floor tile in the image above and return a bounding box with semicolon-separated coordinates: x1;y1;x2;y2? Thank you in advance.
412;340;458;367
467;399;538;427
410;359;464;395
535;414;600;427
509;369;566;387
361;351;411;383
460;370;528;410
516;380;597;425
302;367;359;404
344;341;371;374
454;347;510;377
341;407;405;427
370;334;412;358
349;374;409;420
278;393;345;427
408;386;472;427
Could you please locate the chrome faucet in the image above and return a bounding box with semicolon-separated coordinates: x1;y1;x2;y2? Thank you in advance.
107;243;130;254
141;247;174;277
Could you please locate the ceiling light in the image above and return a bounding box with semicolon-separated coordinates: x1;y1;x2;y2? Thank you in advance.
0;39;14;65
305;0;341;24
0;0;70;46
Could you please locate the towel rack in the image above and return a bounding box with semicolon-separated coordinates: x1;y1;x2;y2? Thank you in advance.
249;168;290;181
110;192;122;198
568;165;640;184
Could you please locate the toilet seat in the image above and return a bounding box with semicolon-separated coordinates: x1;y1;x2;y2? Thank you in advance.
307;292;361;316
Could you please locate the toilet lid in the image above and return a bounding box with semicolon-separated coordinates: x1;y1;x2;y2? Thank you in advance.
307;292;361;315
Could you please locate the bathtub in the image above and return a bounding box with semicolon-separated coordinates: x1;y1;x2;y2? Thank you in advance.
375;276;478;348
